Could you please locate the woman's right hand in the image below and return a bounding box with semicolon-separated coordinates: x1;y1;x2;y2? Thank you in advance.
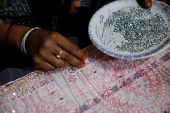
26;29;87;71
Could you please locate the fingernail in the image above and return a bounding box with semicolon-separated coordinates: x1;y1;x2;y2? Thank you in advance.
83;52;87;60
80;62;85;67
146;2;152;8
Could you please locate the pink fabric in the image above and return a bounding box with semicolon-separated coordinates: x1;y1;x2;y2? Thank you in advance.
0;44;170;113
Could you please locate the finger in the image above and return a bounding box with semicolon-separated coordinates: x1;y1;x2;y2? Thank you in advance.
60;49;85;67
53;45;85;67
39;44;69;68
143;0;152;8
36;61;57;71
38;42;70;68
55;34;87;61
44;53;70;68
34;66;40;71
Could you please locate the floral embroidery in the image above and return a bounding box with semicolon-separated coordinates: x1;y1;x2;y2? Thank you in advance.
66;74;77;83
55;98;75;113
0;46;170;113
98;78;112;94
73;83;88;98
91;107;103;113
162;65;170;75
124;81;143;97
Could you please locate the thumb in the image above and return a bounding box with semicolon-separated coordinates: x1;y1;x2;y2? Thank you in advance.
143;0;152;8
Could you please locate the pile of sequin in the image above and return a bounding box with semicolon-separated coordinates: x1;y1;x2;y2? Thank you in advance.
104;6;168;53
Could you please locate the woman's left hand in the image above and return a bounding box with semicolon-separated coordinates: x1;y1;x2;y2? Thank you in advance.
143;0;166;8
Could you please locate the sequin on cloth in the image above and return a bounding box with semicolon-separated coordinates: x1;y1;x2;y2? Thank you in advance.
0;44;170;113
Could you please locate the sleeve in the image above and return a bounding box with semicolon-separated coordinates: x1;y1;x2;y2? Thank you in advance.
0;0;31;25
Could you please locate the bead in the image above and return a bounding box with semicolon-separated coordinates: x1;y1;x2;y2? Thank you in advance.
119;75;122;78
13;92;16;96
104;6;168;53
12;110;16;113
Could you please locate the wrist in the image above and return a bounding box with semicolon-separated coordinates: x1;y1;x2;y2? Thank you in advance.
20;27;41;55
9;24;32;49
0;23;32;49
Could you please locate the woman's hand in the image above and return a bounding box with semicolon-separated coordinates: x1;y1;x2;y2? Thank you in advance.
143;0;166;8
26;29;87;71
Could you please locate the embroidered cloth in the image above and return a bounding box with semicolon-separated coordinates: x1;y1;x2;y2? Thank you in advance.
0;44;170;113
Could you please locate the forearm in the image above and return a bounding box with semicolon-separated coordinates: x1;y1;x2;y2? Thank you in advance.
0;23;31;49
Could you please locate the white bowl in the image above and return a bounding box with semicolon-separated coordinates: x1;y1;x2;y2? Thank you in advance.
88;0;170;59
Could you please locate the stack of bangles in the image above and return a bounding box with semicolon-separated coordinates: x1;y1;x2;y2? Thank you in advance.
20;27;41;55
